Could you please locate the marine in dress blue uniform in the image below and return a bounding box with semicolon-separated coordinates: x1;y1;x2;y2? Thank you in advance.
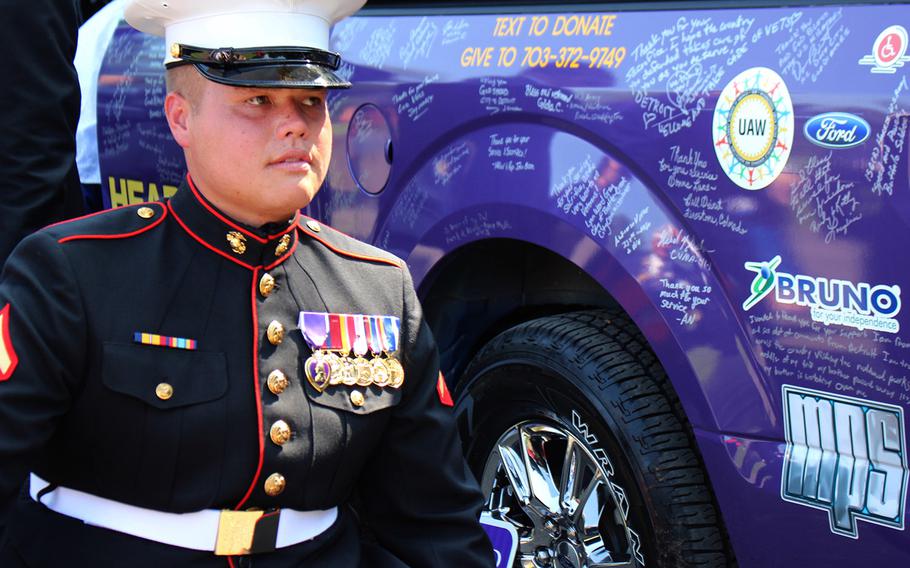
0;1;493;566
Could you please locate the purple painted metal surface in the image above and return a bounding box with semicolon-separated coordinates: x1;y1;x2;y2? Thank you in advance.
98;3;910;565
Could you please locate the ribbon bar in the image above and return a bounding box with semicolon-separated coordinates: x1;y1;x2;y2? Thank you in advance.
134;332;197;350
299;312;400;354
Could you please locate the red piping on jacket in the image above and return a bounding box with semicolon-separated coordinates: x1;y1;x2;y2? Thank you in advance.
264;237;299;271
436;371;454;407
186;174;299;244
301;214;355;239
235;267;265;510
299;227;401;269
45;202;157;231
56;204;168;244
0;304;19;381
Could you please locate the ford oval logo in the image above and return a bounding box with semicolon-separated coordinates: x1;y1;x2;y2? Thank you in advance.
803;112;871;149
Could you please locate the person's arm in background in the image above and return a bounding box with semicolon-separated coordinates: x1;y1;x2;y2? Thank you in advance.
75;0;128;214
0;0;84;266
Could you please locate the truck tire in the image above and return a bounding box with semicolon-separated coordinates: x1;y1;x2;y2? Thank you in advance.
454;310;734;568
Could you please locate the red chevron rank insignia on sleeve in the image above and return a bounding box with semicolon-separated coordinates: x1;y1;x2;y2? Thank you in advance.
0;304;18;381
437;371;454;407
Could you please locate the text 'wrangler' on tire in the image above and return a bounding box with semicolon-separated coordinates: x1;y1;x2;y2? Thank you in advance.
455;310;735;568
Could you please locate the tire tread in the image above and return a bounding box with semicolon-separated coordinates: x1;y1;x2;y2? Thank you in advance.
470;309;736;568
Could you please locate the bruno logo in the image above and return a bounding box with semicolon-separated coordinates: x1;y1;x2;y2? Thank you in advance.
742;255;902;333
782;385;908;538
804;112;871;149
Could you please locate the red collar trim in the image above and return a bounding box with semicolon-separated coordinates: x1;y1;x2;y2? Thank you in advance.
168;200;256;270
186;174;299;244
264;236;299;270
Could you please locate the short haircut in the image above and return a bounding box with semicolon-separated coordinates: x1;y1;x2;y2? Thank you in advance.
165;65;204;107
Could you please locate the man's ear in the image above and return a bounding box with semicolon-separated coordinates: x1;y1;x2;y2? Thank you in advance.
165;91;192;148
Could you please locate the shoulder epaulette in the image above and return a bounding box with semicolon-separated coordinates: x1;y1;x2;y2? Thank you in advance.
47;202;168;244
298;216;402;269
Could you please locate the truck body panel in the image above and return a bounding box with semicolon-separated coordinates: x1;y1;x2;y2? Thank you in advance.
98;3;910;563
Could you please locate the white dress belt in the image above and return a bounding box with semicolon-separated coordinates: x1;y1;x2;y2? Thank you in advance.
29;473;338;552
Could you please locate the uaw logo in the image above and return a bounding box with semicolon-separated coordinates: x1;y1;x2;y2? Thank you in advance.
782;385;908;538
713;67;793;190
803;112;871;149
859;25;910;74
742;255;902;333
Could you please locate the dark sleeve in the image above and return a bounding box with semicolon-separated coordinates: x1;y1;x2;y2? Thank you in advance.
0;0;84;266
356;267;494;568
0;232;86;538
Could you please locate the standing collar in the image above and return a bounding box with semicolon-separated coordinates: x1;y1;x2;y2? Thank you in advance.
167;174;299;270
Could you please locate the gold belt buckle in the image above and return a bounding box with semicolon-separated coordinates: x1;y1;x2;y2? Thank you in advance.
214;510;264;556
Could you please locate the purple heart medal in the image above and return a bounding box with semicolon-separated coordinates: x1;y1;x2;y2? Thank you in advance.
299;312;332;392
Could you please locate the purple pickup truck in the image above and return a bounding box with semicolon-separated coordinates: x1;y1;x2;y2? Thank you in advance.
97;1;910;566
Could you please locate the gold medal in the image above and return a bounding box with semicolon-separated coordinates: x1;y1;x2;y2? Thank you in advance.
353;356;373;386
370;357;390;387
339;356;358;386
386;356;405;388
325;352;344;385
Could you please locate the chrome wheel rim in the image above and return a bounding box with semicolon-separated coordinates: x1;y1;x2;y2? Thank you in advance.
480;421;643;568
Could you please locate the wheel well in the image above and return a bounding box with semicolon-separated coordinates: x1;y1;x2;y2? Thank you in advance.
418;238;620;383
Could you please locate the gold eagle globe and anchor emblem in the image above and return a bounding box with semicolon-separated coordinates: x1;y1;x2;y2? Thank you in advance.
226;231;247;255
275;234;292;256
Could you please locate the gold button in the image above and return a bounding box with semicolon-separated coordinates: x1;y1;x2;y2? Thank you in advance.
269;420;292;446
305;220;321;233
137;206;155;219
266;321;284;345
170;42;181;59
275;234;291;256
350;390;365;407
264;473;286;497
267;370;289;395
155;383;173;400
259;273;276;297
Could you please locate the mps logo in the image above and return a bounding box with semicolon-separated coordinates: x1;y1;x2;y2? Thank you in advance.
803;112;871;149
782;385;909;538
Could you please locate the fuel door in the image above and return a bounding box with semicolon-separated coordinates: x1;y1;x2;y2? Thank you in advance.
347;104;393;195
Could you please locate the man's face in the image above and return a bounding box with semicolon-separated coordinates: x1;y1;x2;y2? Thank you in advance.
166;71;332;226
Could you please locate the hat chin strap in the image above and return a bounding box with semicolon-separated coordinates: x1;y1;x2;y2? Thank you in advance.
164;11;330;65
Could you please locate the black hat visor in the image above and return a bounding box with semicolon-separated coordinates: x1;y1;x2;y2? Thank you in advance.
168;45;351;89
